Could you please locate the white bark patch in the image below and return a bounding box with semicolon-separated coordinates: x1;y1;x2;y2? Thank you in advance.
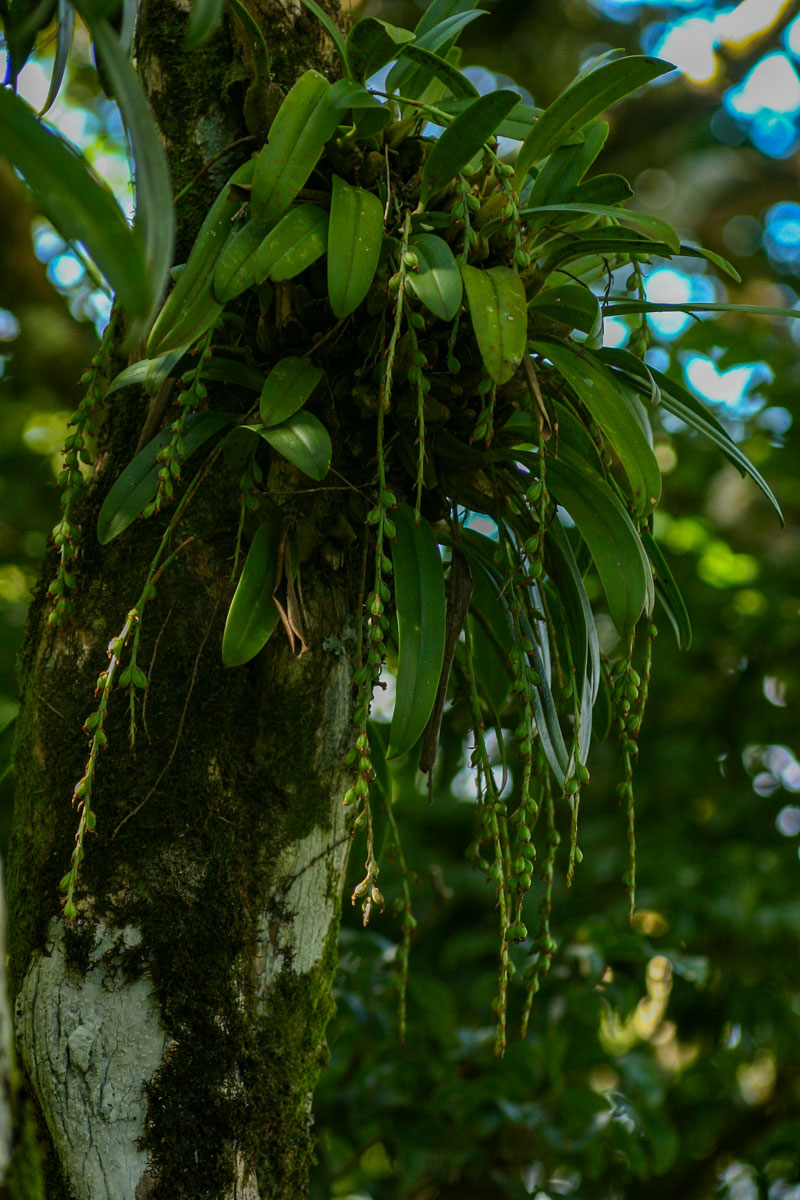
15;918;168;1200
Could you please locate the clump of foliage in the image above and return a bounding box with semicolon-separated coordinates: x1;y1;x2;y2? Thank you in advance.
0;0;791;1053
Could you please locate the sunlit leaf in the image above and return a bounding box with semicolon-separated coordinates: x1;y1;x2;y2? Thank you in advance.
251;70;340;224
516;55;674;181
213;219;272;303
387;506;446;761
530;338;662;516
547;449;653;634
523;201;680;253
222;515;282;668
525;119;608;209
259;356;324;426
97;412;234;545
327;175;384;318
406;233;462;320
259;411;332;480
461;264;527;385
253;204;328;282
419;89;520;209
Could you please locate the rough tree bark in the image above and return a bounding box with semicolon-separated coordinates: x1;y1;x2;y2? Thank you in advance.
7;2;358;1197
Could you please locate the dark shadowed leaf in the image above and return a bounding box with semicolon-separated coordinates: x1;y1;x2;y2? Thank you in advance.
388;506;446;760
345;17;414;82
407;234;462;320
642;531;692;649
419;89;520;208
259;411;332;480
259;357;324;426
222;515;282;668
327;175;384;318
97;412;235;545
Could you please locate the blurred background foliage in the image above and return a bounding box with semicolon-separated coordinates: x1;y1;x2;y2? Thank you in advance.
2;1;800;1197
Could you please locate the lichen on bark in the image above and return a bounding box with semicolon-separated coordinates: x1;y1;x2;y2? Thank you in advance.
8;1;361;1196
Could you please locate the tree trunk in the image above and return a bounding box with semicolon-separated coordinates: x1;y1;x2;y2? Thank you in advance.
7;3;357;1197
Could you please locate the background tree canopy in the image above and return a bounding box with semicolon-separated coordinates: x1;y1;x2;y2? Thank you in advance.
1;1;800;1198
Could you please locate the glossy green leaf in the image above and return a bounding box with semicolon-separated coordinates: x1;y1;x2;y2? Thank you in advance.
387;506;446;761
516;55;674;181
436;97;541;139
0;87;150;321
213;219;271;303
201;358;265;391
399;45;479;99
222;515;282;668
642;531;692;649
148;157;255;357
461;264;527;385
528;284;602;338
604;299;799;320
525;119;608;209
387;9;486;98
415;0;480;35
529;338;662;515
251;71;340;224
106;349;186;396
327;175;384;318
523;201;680;253
547;449;653;634
185;0;226;47
253;204;328;282
419;89;520;208
259;357;324;426
97;411;234;545
406;234;463;320
89;18;175;340
259;411;332;480
345;17;414;82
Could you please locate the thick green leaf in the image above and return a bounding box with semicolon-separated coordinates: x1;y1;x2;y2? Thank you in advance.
251;71;340;224
0;87;149;320
387;506;446;761
106;350;186;396
641;531;692;649
516;55;673;181
461;264;527;385
547;449;653;634
253;204;328;282
419;89;520;208
525;119;608;209
415;0;480;35
185;0;226;47
259;357;324;426
367;721;392;802
201;358;265;391
89;19;175;340
387;10;486;98
213;219;271;303
523;201;680;253
259;411;332;480
327;175;384;318
528;284;602;339
406;233;463;320
148;157;255;357
296;0;347;66
97;412;234;545
436;97;541;139
571;173;634;206
529;338;662;515
399;45;479;99
222;516;282;668
604;299;798;319
345;17;414;82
